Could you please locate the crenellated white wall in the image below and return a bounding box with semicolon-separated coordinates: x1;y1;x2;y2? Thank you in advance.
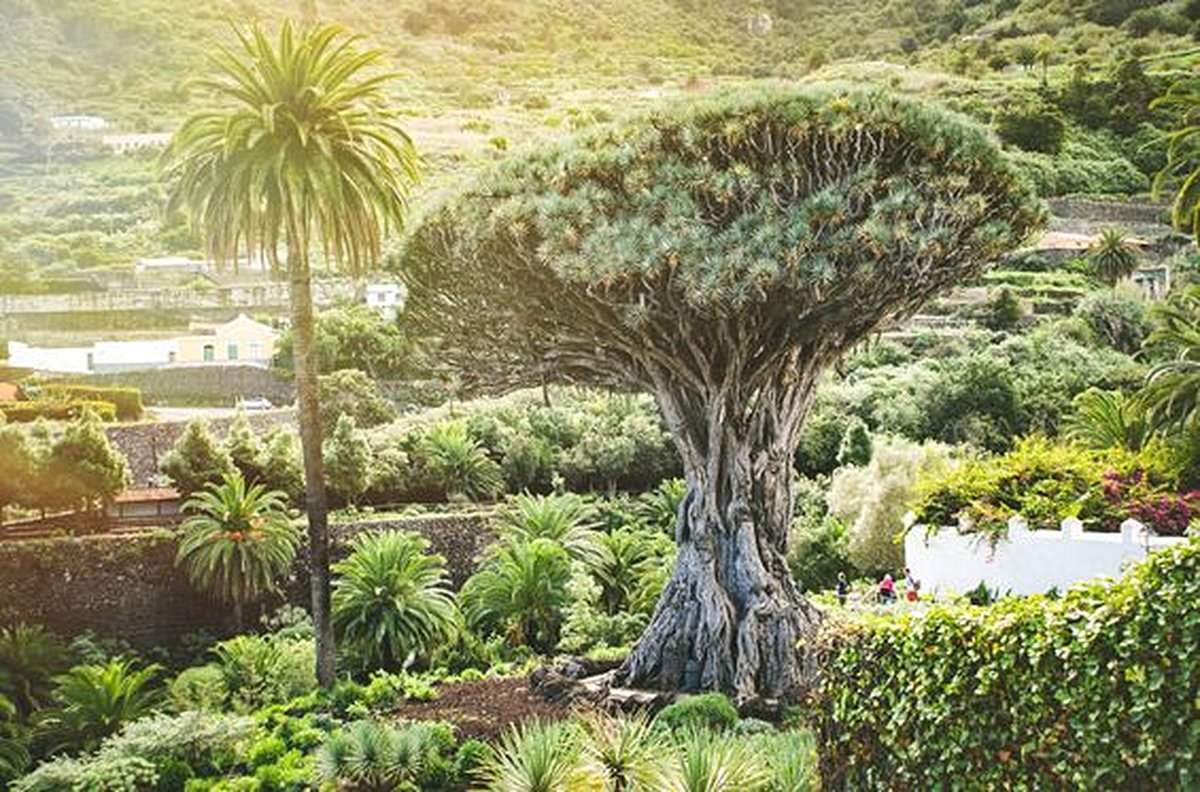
904;516;1187;596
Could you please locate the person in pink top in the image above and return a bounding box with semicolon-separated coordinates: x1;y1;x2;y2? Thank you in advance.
878;573;897;603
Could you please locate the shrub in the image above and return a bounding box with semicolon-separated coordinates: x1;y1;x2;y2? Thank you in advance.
0;624;71;717
323;413;373;506
419;421;504;501
39;385;143;421
1074;287;1149;354
314;719;453;791
169;665;228;712
653;693;739;734
36;659;163;754
211;636;315;712
995;102;1065;154
0;400;117;423
811;538;1200;788
161;420;236;496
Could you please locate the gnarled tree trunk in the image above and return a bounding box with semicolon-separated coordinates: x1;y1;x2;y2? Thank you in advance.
617;357;828;702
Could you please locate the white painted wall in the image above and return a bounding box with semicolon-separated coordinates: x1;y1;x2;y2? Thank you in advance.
905;516;1186;596
8;342;93;374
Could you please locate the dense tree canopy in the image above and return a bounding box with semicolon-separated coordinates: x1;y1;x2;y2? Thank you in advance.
401;88;1042;699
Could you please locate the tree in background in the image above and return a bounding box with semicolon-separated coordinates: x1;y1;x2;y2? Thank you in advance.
176;473;301;630
322;413;372;506
275;304;415;379
161;420;235;496
165;21;419;687
318;369;395;432
223;411;265;485
1153;76;1200;244
43;411;128;513
259;428;306;502
0;418;36;524
401;89;1041;698
1088;227;1140;286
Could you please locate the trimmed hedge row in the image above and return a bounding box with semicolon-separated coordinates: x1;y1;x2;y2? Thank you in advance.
40;384;144;420
810;538;1199;789
0;400;117;423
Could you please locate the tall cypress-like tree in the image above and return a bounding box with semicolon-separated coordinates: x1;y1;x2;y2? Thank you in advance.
401;89;1042;699
165;21;419;686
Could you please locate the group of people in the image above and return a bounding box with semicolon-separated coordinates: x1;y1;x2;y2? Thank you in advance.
835;567;921;606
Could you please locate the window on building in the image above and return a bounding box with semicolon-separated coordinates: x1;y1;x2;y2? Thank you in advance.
227;343;239;361
249;342;262;360
203;344;215;362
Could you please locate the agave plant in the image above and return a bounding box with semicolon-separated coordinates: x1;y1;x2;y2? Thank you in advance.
479;719;594;792
420;421;504;501
499;493;609;572
332;530;461;672
660;729;771;792
36;659;162;754
459;537;573;653
176;472;301;628
0;624;71;717
314;719;444;792
577;712;666;792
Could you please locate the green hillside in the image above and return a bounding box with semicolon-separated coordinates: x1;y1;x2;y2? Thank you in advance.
0;0;1197;289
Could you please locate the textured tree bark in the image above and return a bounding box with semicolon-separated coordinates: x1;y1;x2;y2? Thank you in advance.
617;374;825;702
289;254;337;688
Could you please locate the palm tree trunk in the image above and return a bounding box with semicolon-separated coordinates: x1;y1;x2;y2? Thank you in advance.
289;252;337;688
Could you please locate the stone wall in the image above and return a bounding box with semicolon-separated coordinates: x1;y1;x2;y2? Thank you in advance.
73;365;295;408
0;511;496;648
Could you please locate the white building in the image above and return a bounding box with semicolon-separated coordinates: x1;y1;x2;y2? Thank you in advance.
8;339;176;374
365;282;406;320
103;133;172;155
50;115;108;132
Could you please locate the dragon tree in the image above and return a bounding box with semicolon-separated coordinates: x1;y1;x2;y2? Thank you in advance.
400;89;1043;700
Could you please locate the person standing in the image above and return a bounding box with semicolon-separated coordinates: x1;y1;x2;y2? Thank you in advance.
836;572;850;606
878;573;896;603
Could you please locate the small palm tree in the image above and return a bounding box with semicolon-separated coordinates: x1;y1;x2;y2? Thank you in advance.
1152;77;1200;244
37;659;161;754
480;719;594;792
1064;388;1151;452
165;20;420;687
331;530;460;672
500;493;609;572
1087;228;1139;286
0;624;70;718
0;694;29;784
636;478;687;534
459;537;573;653
176;473;301;629
421;422;504;501
1139;285;1200;430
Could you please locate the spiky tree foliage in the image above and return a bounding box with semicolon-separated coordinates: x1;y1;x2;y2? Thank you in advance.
1140;285;1200;430
499;492;608;571
401;89;1041;698
420;421;504;501
165;21;419;686
0;624;70;718
1152;77;1200;245
661;728;772;792
331;530;460;671
1088;227;1140;286
176;473;301;629
1065;388;1151;452
37;659;162;754
459;537;573;653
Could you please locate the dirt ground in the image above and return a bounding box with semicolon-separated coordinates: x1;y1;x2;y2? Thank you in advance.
393;676;581;741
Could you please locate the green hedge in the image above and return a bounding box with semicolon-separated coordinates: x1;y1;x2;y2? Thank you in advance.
810;538;1199;789
0;400;117;423
40;384;144;420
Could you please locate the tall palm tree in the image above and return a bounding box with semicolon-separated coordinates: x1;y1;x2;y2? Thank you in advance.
1152;77;1200;245
1087;228;1139;286
165;21;419;685
176;473;302;630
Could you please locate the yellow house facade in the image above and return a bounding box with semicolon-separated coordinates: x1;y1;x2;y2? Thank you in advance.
175;314;279;367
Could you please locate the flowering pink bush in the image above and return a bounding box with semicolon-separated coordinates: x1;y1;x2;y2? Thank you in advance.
1102;469;1200;537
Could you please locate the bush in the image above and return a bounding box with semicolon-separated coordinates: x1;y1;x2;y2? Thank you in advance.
1073;287;1149;354
811;538;1200;788
161;420;235;496
39;385;143;421
653;693;739;733
0;400;117;423
169;664;228;712
211;636;315;712
994;103;1065;154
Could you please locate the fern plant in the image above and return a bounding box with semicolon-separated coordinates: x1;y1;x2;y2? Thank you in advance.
36;659;162;754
